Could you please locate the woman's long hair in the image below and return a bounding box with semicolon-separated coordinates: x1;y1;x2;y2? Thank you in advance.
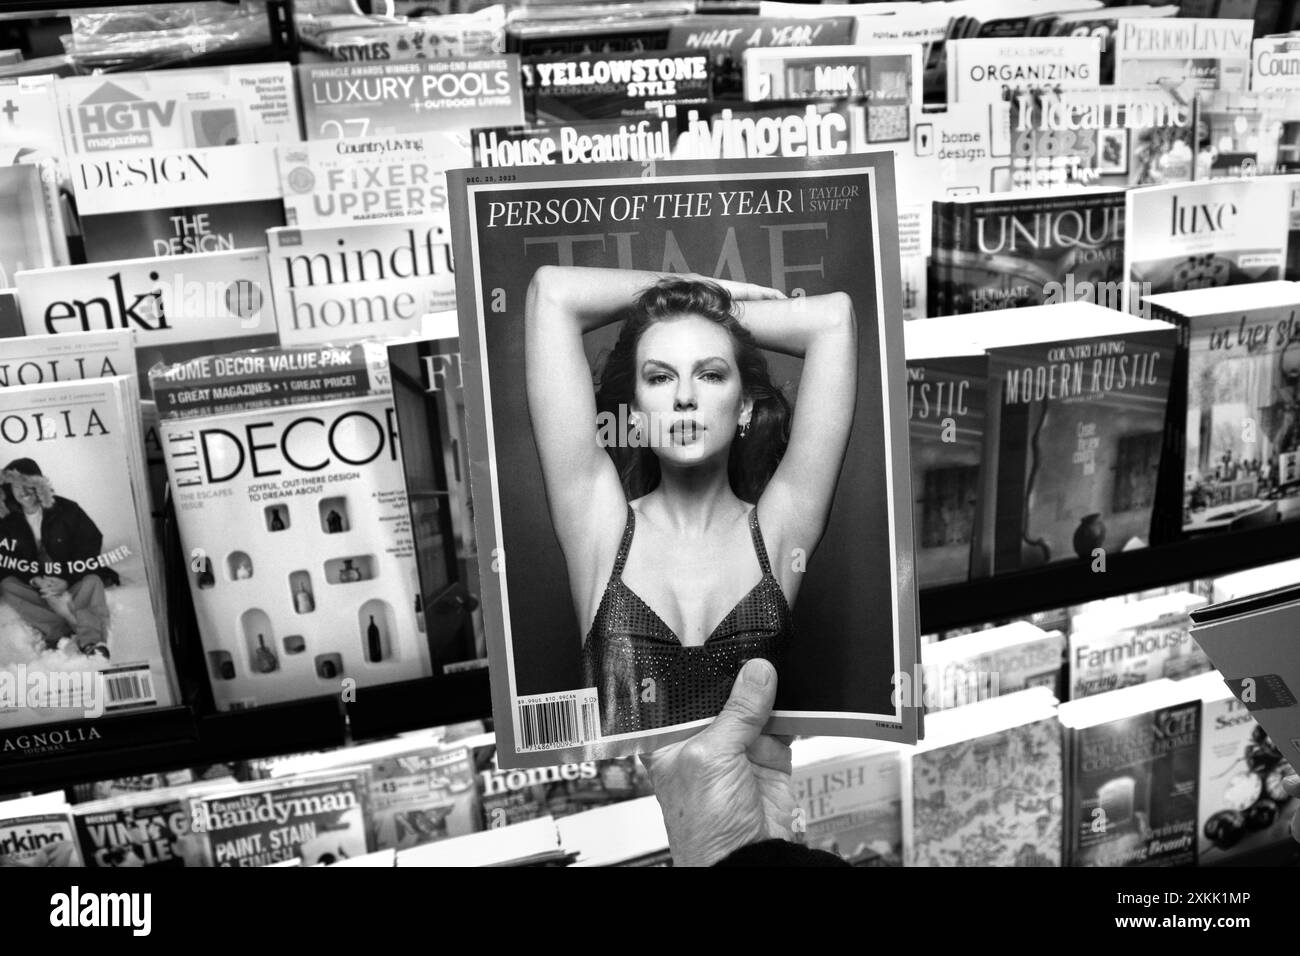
594;277;792;503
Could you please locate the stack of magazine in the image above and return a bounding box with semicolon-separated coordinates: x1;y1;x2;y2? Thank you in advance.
0;328;173;730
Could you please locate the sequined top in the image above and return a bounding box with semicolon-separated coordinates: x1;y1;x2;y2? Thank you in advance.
582;504;794;736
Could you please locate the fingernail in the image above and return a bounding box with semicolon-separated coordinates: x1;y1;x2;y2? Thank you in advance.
743;658;772;687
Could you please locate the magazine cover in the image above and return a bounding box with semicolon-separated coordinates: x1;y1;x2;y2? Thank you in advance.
15;248;279;398
0;328;135;390
742;45;921;128
931;188;1127;314
0;329;167;532
978;320;1178;575
1123;177;1294;312
69;770;197;803
666;99;887;160
1190;672;1297;865
1048;10;1179;85
0;75;69;273
505;9;679;59
0;164;56;288
267;736;481;850
0;812;82;866
367;743;478;849
1156;290;1300;535
192;772;371;867
276;132;470;227
68;142;285;262
0;290;20;339
1252;37;1300;93
896;202;927;320
1113;18;1252;93
474;117;675;168
946;36;1102;106
904;330;986;589
72;785;215;867
791;739;902;866
903;692;1063;867
0;378;172;730
0;73;66;172
470;735;649;827
922;105;1013;197
1194;90;1299;180
671;13;859;101
298;57;525;139
56;63;300;155
301;8;506;62
147;340;389;420
524;50;715;124
1007;88;1196;191
266;219;455;347
153;346;429;711
387;334;486;673
447;153;918;766
851;5;955;108
1064;695;1201;867
1069;593;1212;699
666;14;856;63
920;622;1067;712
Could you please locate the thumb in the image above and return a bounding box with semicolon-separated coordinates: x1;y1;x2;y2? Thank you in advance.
700;658;777;754
1283;774;1300;800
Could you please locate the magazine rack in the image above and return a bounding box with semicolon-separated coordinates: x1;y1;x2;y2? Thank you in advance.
0;674;493;794
921;522;1300;632
0;0;1299;813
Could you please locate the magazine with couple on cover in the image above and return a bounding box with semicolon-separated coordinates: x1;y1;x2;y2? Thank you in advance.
447;152;919;766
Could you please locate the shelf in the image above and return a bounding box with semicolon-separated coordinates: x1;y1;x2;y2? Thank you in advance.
193;694;347;766
919;522;1300;633
0;706;195;795
0;697;346;796
0;671;499;795
346;669;491;742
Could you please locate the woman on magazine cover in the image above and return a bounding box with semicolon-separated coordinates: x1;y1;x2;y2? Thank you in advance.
0;458;115;659
525;266;857;735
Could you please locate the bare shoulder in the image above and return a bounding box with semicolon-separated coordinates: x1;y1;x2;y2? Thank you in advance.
752;495;805;604
568;483;632;635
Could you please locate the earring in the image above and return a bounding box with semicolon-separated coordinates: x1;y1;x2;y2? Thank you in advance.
739;419;750;439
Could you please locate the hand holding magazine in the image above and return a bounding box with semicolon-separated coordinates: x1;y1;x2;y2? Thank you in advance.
447;153;919;767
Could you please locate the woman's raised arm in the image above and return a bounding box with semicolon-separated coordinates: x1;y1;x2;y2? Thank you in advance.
737;291;858;592
524;266;656;614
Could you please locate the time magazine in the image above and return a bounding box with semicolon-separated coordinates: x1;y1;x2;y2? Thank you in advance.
447;153;918;766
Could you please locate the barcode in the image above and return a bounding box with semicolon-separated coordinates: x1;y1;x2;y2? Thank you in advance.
514;689;601;753
104;668;155;709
